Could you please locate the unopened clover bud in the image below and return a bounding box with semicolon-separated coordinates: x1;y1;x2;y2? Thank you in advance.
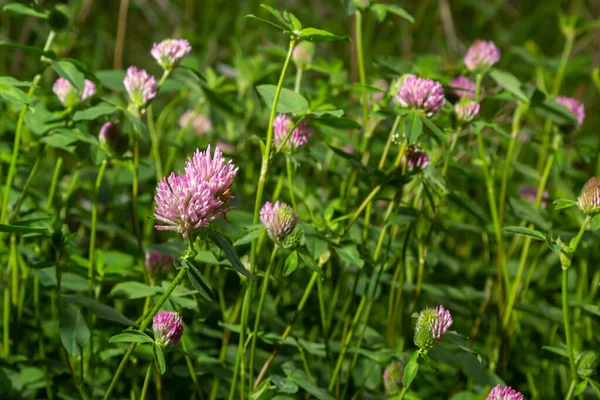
145;251;174;275
403;145;430;173
455;98;480;123
414;305;452;351
292;41;315;69
383;361;404;396
577;177;600;217
48;5;70;32
577;350;599;378
260;201;301;248
99;122;122;151
152;311;183;349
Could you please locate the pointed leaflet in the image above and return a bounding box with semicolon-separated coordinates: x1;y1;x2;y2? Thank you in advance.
208;230;255;279
153;343;167;374
60;305;90;356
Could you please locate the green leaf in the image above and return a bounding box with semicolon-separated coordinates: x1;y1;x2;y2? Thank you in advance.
259;4;292;28
0;82;31;106
335;245;364;268
286;11;302;30
209;230;255;279
73;104;118;121
153;343;166;374
298;250;323;276
404;112;423;144
0;224;48;234
184;260;215;302
244;14;288;32
271;375;299;394
313;116;361;130
402;352;420;389
109;330;154;344
503;226;546;241
574;380;589;396
298;27;349;43
370;4;414;23
3;3;48;19
542;346;569;358
51;60;85;91
0;41;54;58
96;70;126;91
40;134;77;152
60;305;90;356
233;226;265;247
256;85;309;115
553;199;577;211
108;282;162;300
122;108;148;140
282;362;335;400
592;215;600;231
62;294;136;326
421;116;448;145
283;251;299;276
489;69;528;102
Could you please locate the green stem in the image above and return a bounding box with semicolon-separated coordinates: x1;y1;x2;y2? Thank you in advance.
379;116;401;170
285;157;297;210
9;153;41;221
181;338;202;395
245;37;296;395
140;362;153;400
474;73;483;103
0;31;56;224
442;126;461;177
294;67;303;94
46;156;63;211
147;106;163;181
249;247;278;390
344;185;381;235
103;268;187;400
356;10;369;146
88;159;108;297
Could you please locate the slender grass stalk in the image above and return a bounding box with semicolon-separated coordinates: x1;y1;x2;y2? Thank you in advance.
0;30;56;225
181;339;202;396
46;157;63;211
248;247;278;385
88;159;108;297
294;67;303;93
9;154;41;221
442;126;461;177
244;38;296;396
379;116;402;171
103;268;188;400
140;363;153;400
147;106;163;181
356;10;369;149
285;157;297;210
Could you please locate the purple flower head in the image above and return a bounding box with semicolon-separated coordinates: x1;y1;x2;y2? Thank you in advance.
383;361;403;396
577;177;600;217
53;77;96;106
179;110;213;136
292;41;315;69
273;114;314;152
124;66;157;106
414;305;453;351
403;145;430;173
449;76;477;100
396;75;445;117
372;79;389;103
556;96;585;128
260;201;298;245
151;39;192;71
152;310;183;348
154;146;238;238
99;122;122;149
464;40;500;71
520;185;548;208
486;385;524;400
455;98;480;123
145;251;174;274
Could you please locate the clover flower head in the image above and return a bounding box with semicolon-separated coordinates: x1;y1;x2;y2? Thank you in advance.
464;40;501;71
145;251;174;274
455;98;480;123
152;311;183;348
151;38;192;70
124;66;157;106
292;41;315;69
99;122;122;149
260;201;299;246
556;96;585;128
486;385;524;400
396;75;445;117
449;76;477;100
519;185;548;208
53;77;96;106
403;145;430;173
179;109;213;136
577;177;600;217
154;146;238;238
414;305;453;351
383;361;404;396
273;114;314;152
371;78;389;104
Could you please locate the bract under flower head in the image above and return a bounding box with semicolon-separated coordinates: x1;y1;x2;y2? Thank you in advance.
577;177;600;217
151;39;192;71
556;96;585;128
152;310;183;348
154;146;238;238
449;76;477;100
455;98;480;123
273;114;314;152
414;305;452;351
53;77;96;106
464;40;501;71
260;201;299;246
124;66;157;106
486;385;524;400
396;75;445;117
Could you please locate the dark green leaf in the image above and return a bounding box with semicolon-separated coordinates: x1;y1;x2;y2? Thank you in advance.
402;352;420;389
298;27;349;43
256;85;309;115
233;226;265;247
73;104;118;121
3;3;48;19
185;261;215;302
421;116;448;145
335;245;364;268
553;199;577;211
51;60;85;91
209;230;255;279
503;226;546;241
0;41;54;58
60;305;90;356
0;224;48;234
282;362;334;400
592;215;600;231
108;282;162;299
298;250;323;276
0;82;31;106
370;4;414;23
62;294;136;326
109;330;154;344
153;343;166;374
283;250;299;276
404;112;423;144
489;69;528;102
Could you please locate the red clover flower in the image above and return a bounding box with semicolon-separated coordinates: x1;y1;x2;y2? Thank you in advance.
145;251;174;274
486;385;523;400
152;310;183;349
53;77;96;106
151;39;192;71
124;66;157;106
179;109;213;136
577;177;600;217
396;75;445;117
414;305;453;351
99;122;122;150
556;96;585;128
260;201;302;248
455;98;480;123
273;114;314;152
464;40;501;71
449;76;477;100
403;145;430;173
